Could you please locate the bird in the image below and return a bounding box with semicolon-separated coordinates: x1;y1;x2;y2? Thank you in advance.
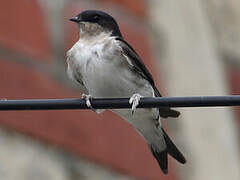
67;10;186;174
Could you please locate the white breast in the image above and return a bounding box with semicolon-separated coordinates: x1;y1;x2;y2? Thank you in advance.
67;33;153;98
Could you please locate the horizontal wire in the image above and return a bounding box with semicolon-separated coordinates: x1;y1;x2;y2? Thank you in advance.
0;95;240;111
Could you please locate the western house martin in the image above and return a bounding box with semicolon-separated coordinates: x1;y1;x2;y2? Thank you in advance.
67;10;186;174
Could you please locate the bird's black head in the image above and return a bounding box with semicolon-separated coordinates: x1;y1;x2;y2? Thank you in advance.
70;10;122;38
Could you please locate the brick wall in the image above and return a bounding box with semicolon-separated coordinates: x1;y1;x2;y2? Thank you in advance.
0;1;177;180
228;67;240;126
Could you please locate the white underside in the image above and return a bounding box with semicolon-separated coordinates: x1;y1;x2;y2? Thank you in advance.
67;32;166;151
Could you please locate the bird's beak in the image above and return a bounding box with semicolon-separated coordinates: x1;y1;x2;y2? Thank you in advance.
69;16;81;23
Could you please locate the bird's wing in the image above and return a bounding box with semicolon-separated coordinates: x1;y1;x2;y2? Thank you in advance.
116;37;156;90
116;37;180;118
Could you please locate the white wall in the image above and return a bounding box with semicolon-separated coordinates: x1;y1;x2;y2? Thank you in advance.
148;0;240;179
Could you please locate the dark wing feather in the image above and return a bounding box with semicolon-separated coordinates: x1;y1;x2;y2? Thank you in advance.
116;37;180;118
116;37;156;88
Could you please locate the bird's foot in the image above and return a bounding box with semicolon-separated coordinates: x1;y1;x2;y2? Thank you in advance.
129;93;142;114
81;94;104;114
82;94;95;111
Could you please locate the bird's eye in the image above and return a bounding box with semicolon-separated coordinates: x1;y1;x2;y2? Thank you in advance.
93;15;100;22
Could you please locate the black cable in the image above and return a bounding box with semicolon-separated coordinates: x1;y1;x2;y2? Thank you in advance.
0;95;240;111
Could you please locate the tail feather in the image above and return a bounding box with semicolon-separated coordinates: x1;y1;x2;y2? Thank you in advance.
162;128;186;164
150;147;168;174
149;128;186;174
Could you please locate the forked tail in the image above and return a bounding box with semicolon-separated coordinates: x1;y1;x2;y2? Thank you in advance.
150;128;186;174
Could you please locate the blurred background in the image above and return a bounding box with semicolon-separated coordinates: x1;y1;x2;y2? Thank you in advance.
0;0;240;179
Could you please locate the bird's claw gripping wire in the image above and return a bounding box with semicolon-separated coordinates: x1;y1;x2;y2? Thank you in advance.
81;94;104;114
82;94;95;111
129;93;142;114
